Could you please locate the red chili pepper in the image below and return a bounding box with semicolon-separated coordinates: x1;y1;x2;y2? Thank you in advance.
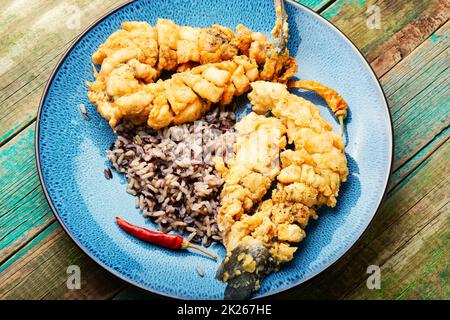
116;217;217;260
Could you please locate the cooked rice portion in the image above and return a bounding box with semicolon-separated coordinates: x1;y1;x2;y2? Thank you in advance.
107;109;236;246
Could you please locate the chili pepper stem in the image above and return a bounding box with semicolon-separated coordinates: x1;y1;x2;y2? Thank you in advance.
334;110;347;143
182;239;218;260
339;115;345;138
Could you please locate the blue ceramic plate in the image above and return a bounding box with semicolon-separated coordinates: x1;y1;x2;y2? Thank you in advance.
36;0;393;299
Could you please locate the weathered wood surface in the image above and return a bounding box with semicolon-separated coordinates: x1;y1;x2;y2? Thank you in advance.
0;0;129;145
0;125;52;263
382;21;449;185
323;0;450;76
0;223;126;299
0;0;448;300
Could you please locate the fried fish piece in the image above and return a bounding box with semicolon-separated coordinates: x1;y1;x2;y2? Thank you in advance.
87;14;298;129
217;81;348;299
213;112;287;247
92;18;296;82
87;54;289;129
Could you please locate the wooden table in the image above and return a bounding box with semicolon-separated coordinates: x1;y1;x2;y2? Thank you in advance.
0;0;448;300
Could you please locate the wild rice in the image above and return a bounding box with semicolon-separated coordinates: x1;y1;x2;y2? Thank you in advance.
107;108;235;245
196;267;205;277
104;168;113;180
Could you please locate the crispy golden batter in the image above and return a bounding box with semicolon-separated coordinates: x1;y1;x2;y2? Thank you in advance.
217;81;348;265
87;18;297;130
93;22;159;79
213;113;287;248
87;53;294;129
92;19;295;79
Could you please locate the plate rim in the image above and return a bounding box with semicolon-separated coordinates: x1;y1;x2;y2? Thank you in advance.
35;0;394;300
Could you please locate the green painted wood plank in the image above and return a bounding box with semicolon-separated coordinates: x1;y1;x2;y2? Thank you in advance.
0;222;59;273
389;127;449;190
0;0;130;145
381;22;450;171
0;125;54;264
368;0;450;76
0;222;125;299
345;202;449;300
322;0;449;76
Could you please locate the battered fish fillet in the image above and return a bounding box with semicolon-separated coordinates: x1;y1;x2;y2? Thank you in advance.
92;19;295;81
87;14;297;129
212;113;287;247
216;81;348;298
87;54;294;129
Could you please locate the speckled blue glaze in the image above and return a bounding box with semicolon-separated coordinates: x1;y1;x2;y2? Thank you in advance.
37;0;392;299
